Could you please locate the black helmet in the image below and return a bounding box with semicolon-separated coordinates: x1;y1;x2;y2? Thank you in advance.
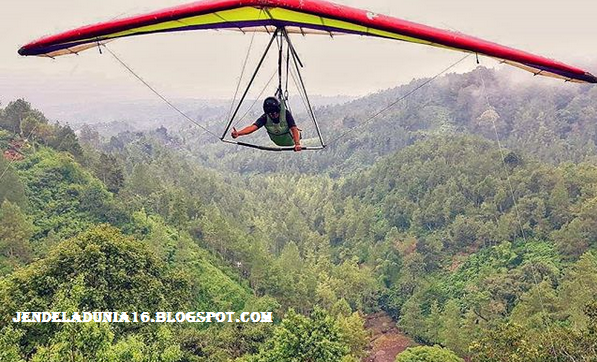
263;97;281;113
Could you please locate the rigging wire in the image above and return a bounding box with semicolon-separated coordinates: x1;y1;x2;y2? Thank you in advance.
226;10;264;122
103;44;220;140
281;28;325;147
285;42;291;101
281;42;317;137
221;28;281;140
227;30;258;123
287;54;317;131
288;59;310;118
230;30;284;130
232;68;279;128
286;45;311;117
326;53;472;147
480;74;561;358
0;121;42;183
99;35;468;153
221;27;324;151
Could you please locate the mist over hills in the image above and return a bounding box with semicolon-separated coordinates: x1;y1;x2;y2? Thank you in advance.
155;66;597;175
8;64;596;176
41;94;356;130
2;63;597;361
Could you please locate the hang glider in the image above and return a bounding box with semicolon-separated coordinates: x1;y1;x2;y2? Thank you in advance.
18;0;596;84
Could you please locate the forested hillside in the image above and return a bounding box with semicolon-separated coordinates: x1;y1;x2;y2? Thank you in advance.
171;67;596;176
1;66;597;361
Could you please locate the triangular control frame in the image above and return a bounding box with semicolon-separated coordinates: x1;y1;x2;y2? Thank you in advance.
220;27;326;151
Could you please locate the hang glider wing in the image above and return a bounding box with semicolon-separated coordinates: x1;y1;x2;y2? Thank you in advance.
18;0;597;83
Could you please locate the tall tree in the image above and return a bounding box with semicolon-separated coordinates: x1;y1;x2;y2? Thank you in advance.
396;345;464;362
256;308;350;362
557;252;597;330
0;99;30;134
48;124;83;157
78;125;101;147
400;295;426;340
0;157;26;206
0;327;25;362
0;225;191;355
439;300;467;355
94;153;124;193
469;322;545;362
0;200;33;263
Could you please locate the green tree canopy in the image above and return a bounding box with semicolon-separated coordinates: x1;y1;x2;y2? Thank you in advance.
395;345;464;362
0;225;190;355
255;308;352;362
0;200;33;270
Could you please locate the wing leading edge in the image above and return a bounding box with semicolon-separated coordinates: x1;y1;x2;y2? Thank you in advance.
18;0;597;83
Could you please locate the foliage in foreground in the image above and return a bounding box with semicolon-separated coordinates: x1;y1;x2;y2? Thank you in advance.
395;345;463;362
3;76;597;361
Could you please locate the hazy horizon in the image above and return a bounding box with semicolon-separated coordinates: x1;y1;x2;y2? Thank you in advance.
2;0;596;109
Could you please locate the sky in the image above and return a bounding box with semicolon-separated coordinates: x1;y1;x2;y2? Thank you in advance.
1;0;596;109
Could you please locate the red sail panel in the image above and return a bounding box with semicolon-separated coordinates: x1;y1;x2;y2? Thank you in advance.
18;0;596;83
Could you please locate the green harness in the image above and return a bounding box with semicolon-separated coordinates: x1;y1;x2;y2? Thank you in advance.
264;99;295;146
